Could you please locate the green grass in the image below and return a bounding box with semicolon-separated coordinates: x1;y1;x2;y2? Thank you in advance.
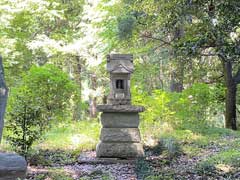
35;120;100;151
140;120;240;158
1;120;101;166
1;119;101;153
1;116;240;179
29;168;73;180
197;149;240;173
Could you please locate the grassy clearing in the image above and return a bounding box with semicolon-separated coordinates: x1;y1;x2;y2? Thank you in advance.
1;120;100;166
28;167;73;180
140;120;240;158
2;117;240;179
25;120;101;166
1;120;100;153
35;120;100;151
138;121;240;179
2;118;240;160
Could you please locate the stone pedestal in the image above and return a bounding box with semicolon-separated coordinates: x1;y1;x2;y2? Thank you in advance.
96;105;144;158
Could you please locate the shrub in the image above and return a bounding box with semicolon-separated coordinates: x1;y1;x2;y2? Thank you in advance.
132;83;224;127
5;64;76;156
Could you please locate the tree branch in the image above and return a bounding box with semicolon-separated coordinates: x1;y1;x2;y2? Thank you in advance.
200;52;218;56
204;74;224;84
140;33;173;45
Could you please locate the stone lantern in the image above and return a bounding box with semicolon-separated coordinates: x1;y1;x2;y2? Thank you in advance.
96;54;144;158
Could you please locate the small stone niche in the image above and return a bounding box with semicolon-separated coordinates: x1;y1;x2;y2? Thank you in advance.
107;54;133;105
96;54;144;158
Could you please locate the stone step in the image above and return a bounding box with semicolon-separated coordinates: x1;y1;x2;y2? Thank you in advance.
100;128;141;142
96;142;144;158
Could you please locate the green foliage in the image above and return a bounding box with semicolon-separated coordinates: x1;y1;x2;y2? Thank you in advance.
5;64;76;155
160;137;181;158
28;149;77;166
118;15;135;39
6;86;44;155
23;64;76;118
0;0;85;87
31;168;73;180
150;137;181;158
135;158;153;180
133;83;223;127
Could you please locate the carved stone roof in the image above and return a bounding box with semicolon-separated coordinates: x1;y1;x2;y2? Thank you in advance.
107;54;134;73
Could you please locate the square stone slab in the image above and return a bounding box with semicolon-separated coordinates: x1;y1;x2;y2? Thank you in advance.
100;112;140;128
96;142;144;158
100;128;141;142
78;151;137;164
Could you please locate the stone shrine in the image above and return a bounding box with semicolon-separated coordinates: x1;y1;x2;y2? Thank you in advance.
96;54;144;158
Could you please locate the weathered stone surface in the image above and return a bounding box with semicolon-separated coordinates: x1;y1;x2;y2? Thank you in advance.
96;142;144;158
107;54;134;73
77;151;137;164
100;112;139;128
100;128;141;142
0;153;27;180
97;105;144;113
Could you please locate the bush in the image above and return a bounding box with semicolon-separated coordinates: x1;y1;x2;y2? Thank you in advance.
132;83;224;127
5;64;76;156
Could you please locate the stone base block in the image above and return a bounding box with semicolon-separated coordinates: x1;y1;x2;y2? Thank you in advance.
100;112;139;128
96;142;144;158
100;128;141;142
0;153;27;180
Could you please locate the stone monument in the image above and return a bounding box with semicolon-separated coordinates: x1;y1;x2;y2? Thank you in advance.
96;54;144;158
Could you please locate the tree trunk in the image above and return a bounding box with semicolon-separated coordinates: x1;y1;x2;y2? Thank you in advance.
170;71;183;92
223;61;237;130
170;25;184;92
225;83;237;130
75;56;82;100
0;55;8;142
89;74;97;118
72;56;83;120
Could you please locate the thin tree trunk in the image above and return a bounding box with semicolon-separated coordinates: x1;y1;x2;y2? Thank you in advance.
89;74;97;118
223;60;237;130
0;55;8;142
72;56;83;120
170;25;184;92
75;56;82;102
